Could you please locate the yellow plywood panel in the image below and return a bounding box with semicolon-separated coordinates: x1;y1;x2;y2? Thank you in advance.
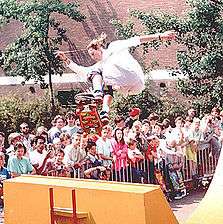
144;189;178;224
4;175;178;224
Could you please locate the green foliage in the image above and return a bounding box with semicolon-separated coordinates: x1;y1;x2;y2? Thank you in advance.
110;79;188;124
156;94;191;123
112;9;180;53
110;19;136;39
0;0;85;83
176;0;223;111
0;95;62;135
112;0;223;115
110;79;162;120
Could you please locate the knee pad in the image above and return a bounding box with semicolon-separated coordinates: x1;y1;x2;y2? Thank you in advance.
87;70;103;83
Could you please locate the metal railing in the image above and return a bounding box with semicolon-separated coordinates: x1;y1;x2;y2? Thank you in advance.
49;143;219;185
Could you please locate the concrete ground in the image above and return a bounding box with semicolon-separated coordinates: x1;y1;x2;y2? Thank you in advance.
170;189;206;223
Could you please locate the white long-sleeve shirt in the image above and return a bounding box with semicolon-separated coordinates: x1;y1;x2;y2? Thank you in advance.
68;36;145;96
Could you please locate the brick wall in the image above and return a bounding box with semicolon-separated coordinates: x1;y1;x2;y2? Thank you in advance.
0;0;188;95
1;0;188;67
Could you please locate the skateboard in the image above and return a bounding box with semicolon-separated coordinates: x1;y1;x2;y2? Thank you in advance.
75;93;102;136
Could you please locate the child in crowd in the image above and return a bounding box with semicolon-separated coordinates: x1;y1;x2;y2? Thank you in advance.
44;149;70;177
84;141;102;168
167;163;187;200
127;138;145;183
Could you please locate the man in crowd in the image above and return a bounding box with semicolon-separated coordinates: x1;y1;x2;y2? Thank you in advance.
64;133;86;177
19;122;35;155
29;136;51;175
6;133;22;156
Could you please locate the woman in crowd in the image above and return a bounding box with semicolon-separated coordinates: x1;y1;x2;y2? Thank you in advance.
7;142;36;177
111;128;128;181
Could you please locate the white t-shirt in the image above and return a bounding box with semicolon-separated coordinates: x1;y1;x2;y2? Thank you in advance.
127;148;142;160
96;137;112;167
68;36;145;96
29;150;47;168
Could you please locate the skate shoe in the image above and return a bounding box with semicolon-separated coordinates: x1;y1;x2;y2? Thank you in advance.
100;111;109;125
93;90;104;101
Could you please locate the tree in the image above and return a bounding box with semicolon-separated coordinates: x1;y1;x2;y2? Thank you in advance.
0;0;85;113
176;0;223;113
110;77;188;124
110;79;163;120
111;0;223;114
0;95;63;137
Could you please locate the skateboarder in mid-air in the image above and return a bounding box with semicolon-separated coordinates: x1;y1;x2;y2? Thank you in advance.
57;30;176;123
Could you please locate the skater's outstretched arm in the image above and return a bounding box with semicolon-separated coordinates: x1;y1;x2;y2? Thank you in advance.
139;30;176;44
56;51;92;78
103;30;176;54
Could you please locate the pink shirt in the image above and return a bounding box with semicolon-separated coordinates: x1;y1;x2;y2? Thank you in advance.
111;139;128;171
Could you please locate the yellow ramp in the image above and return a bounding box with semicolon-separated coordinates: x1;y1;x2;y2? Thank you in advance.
4;176;178;224
186;150;223;224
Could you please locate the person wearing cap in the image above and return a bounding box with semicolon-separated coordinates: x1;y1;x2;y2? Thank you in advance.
20;122;35;156
125;107;141;129
6;133;22;156
7;142;36;177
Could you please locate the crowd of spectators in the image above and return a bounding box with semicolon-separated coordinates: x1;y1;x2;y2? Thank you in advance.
0;106;222;202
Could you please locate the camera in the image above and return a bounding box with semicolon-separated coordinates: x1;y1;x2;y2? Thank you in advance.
56;165;64;171
47;144;53;151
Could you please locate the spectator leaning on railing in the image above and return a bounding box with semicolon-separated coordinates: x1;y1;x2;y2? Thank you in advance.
111;128;128;181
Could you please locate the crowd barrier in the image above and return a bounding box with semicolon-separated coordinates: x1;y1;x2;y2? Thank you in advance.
66;143;219;185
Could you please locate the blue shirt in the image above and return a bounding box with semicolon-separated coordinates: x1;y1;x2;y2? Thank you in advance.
7;156;34;175
0;167;10;181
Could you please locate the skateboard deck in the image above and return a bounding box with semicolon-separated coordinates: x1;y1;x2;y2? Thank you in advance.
75;93;102;135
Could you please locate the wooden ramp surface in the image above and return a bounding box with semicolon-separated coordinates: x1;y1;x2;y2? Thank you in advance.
4;176;178;224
